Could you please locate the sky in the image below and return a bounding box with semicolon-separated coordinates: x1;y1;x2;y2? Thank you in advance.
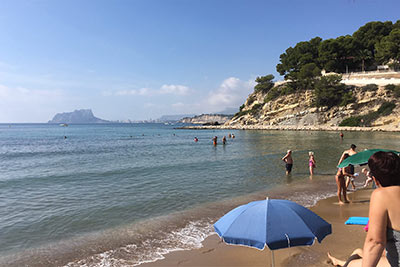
0;0;399;122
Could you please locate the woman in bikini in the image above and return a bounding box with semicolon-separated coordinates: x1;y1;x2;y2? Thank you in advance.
335;154;357;204
309;151;316;175
328;151;400;266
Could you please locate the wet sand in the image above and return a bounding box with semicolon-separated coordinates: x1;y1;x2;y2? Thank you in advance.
141;188;373;267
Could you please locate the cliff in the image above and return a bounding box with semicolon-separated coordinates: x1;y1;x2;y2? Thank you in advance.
48;109;110;124
226;83;400;130
180;114;233;124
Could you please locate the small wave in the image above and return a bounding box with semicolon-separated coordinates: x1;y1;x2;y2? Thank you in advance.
64;220;214;267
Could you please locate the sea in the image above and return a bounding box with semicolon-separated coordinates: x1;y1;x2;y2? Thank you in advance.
1;123;399;266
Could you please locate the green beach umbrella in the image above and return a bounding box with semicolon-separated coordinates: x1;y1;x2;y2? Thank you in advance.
338;149;400;168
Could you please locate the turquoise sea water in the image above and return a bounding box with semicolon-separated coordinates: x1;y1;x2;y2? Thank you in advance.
1;123;400;266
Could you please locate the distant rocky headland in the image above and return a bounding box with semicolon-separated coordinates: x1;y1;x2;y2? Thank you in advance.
48;109;110;124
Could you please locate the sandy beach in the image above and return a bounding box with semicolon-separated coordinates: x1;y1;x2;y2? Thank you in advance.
141;188;373;267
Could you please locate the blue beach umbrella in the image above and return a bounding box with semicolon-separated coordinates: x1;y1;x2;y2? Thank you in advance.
214;198;332;266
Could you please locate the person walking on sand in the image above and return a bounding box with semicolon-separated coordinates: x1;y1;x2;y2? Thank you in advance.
309;151;316;175
335;154;353;204
338;144;357;188
282;150;293;175
338;144;357;165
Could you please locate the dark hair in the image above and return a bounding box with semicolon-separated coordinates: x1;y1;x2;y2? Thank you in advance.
343;153;350;160
368;151;400;187
351;144;357;149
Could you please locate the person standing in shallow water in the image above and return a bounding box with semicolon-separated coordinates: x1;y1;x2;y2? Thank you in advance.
282;150;293;175
212;136;217;146
309;151;316;175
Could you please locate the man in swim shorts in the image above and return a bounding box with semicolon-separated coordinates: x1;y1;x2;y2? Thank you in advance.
282;150;293;175
338;144;357;189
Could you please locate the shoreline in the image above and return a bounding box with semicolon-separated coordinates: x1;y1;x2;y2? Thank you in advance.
140;188;372;267
177;124;400;132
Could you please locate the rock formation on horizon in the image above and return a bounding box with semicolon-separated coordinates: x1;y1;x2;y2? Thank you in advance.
180;114;233;124
48;109;109;124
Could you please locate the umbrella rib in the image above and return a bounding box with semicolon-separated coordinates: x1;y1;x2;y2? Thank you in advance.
288;205;324;242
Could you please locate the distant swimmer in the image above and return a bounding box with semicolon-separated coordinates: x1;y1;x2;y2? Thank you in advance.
194;137;198;142
222;136;227;145
212;136;217;146
232;134;235;139
64;136;67;139
282;150;293;175
228;133;232;138
340;131;344;140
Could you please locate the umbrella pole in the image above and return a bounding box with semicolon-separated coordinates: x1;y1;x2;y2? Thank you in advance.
270;250;275;267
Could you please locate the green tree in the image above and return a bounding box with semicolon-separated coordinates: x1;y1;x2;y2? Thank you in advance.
375;28;400;68
276;37;322;81
254;74;275;93
296;63;321;89
357;49;373;72
319;35;358;73
314;75;353;108
352;21;393;70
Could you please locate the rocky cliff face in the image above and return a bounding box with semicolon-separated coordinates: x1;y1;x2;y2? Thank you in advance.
48;109;109;123
180;114;233;124
226;86;400;129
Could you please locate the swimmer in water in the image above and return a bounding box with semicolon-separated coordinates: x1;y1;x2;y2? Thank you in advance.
212;136;217;146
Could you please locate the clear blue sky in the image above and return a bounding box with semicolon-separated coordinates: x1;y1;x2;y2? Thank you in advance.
0;0;399;122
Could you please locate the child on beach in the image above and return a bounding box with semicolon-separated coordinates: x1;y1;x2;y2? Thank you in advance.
361;168;373;188
346;173;358;191
308;151;316;175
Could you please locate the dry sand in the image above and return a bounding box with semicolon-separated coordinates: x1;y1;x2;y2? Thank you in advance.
141;188;373;267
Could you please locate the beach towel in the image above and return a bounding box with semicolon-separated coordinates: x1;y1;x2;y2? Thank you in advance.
345;217;369;225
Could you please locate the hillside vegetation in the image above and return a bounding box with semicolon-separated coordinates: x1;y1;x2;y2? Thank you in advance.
227;20;400;129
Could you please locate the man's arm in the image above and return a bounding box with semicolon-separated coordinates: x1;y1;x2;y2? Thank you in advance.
337;152;346;165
